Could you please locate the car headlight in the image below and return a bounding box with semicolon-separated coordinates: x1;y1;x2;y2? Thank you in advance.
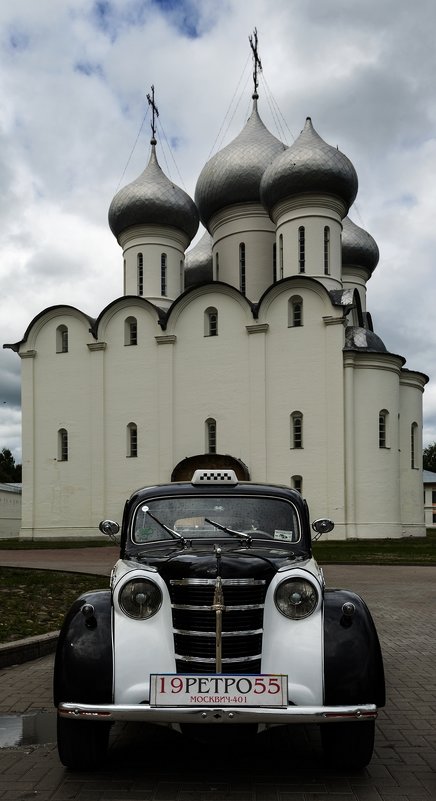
275;577;319;620
118;578;162;620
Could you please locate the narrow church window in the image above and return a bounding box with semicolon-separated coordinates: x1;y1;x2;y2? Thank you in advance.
137;253;144;296
379;410;389;448
273;243;277;282
288;296;303;327
215;252;220;281
56;325;68;353
298;227;305;273
410;422;418;468
206;418;217;454
161;253;167;296
291;412;303;449
180;260;184;293
239;243;246;295
324;226;330;275
204;307;218;337
291;475;303;493
127;423;138;458
58;428;68;461
279;234;283;279
125;317;137;346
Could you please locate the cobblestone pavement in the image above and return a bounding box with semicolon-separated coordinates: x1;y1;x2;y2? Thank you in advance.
0;562;435;800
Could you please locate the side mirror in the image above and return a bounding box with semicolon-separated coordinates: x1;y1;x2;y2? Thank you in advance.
311;518;335;541
99;520;120;539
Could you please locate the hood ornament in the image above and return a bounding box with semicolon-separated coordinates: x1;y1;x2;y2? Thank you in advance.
212;546;224;673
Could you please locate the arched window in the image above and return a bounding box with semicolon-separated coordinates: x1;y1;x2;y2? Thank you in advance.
279;234;284;279
124;316;138;346
324;226;330;275
137;253;144;296
215;252;220;281
410;422;418;468
56;325;68;353
291;475;303;493
239;243;246;295
291;411;303;449
206;418;217;454
272;243;277;283
58;428;68;461
379;410;389;448
298;226;305;273
127;423;138;458
161;253;167;296
288;296;303;327
204;307;218;337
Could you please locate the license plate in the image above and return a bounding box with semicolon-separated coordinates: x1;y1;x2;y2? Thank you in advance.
150;674;287;707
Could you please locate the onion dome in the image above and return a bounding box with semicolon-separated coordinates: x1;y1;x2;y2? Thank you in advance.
342;216;379;274
195;98;285;229
260;117;358;215
109;143;199;243
344;326;387;353
184;230;213;287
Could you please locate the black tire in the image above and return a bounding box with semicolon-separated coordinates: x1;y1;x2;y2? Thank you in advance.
57;714;110;770
320;720;375;769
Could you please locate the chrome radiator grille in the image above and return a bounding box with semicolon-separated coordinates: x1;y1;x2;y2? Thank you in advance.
169;578;267;674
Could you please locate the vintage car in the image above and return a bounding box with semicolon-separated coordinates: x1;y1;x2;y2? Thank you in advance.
54;469;385;770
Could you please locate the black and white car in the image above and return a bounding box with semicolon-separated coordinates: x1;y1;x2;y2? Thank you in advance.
54;469;385;769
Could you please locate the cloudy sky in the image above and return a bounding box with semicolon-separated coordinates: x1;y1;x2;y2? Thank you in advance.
0;0;435;464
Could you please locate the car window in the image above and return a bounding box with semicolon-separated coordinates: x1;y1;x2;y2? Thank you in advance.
132;495;300;544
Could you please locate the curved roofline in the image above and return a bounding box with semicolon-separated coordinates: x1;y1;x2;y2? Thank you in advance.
161;281;256;330
91;295;166;337
254;275;338;318
3;305;95;352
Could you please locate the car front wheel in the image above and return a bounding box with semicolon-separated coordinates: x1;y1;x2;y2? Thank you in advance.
320;720;375;769
57;714;110;770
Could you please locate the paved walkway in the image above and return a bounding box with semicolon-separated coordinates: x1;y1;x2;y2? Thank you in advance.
0;552;435;800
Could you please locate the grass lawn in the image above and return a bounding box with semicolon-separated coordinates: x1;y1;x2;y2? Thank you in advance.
0;568;109;643
0;532;434;644
313;530;436;564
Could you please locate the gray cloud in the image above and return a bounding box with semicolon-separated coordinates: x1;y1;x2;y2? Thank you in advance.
0;0;435;458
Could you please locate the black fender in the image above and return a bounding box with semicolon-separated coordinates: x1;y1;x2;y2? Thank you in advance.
53;589;113;707
323;589;385;708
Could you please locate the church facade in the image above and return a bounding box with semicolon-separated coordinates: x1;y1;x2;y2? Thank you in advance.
6;90;428;540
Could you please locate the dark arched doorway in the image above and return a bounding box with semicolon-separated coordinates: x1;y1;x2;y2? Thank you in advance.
171;454;250;482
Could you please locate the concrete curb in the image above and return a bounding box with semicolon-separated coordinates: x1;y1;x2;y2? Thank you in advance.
0;631;59;669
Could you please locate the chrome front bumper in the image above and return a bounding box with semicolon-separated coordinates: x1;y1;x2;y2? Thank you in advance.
58;701;377;724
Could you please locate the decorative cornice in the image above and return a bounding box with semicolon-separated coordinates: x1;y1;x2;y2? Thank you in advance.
155;335;177;345
246;323;269;334
19;350;37;359
323;315;346;326
87;342;107;351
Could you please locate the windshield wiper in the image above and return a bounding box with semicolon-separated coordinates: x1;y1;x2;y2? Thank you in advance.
205;518;252;544
142;506;186;544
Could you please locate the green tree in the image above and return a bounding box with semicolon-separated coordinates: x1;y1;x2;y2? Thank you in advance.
0;448;22;482
423;442;436;473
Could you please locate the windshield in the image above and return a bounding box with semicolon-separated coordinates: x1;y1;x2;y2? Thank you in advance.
132;495;300;544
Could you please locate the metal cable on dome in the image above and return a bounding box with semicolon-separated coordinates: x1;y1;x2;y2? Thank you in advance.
114;105;150;193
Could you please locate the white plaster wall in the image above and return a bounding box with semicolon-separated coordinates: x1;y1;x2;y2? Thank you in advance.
210;204;276;300
424;483;436;528
120;225;188;306
258;281;346;529
0;489;21;538
346;353;403;538
399;372;427;535
20;311;95;538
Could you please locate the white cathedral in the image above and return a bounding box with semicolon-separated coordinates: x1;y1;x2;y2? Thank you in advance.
6;77;428;540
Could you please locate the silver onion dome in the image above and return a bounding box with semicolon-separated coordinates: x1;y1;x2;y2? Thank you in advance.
260;117;358;214
184;230;213;287
344;327;387;353
342;216;379;274
195;99;285;229
109;144;199;242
